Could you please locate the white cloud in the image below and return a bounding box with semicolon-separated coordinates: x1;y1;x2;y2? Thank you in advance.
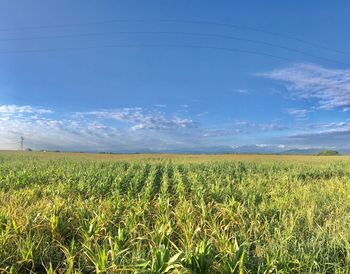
234;120;287;132
277;120;350;147
80;108;196;130
0;105;53;114
260;63;350;110
286;108;311;119
201;120;287;138
306;121;350;131
3;104;348;152
256;144;268;147
196;112;209;117
233;89;250;94
288;129;350;147
0;105;200;151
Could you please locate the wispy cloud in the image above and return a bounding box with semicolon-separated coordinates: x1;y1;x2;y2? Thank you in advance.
0;105;199;151
80;108;196;130
260;63;350;110
0;105;53;114
233;120;287;132
288;130;350;147
196;111;209;117
202;120;287;138
278;119;350;147
306;121;350;131
3;104;349;152
286;108;311;119
154;104;166;108
232;89;250;94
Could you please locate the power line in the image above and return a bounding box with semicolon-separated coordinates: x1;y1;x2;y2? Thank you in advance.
0;18;348;57
0;43;294;61
0;30;347;66
164;19;350;57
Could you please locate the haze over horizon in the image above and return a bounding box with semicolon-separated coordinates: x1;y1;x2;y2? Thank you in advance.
1;1;350;152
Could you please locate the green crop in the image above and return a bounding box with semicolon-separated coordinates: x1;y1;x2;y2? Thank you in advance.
1;152;350;273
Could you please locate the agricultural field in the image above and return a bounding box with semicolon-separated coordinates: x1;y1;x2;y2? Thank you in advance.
1;152;350;273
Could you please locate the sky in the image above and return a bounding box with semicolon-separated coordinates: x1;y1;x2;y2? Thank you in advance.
1;1;350;152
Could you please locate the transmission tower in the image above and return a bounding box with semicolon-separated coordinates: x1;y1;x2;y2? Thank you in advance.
20;136;24;151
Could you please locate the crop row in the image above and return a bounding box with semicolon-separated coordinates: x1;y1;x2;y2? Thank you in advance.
0;155;350;273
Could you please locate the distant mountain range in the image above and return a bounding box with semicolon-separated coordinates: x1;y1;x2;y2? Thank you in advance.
97;145;350;155
234;146;350;155
279;148;322;155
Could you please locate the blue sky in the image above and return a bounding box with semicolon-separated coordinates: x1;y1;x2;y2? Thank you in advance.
1;1;350;152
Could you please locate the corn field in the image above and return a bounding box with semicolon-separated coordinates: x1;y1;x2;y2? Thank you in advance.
1;153;350;273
